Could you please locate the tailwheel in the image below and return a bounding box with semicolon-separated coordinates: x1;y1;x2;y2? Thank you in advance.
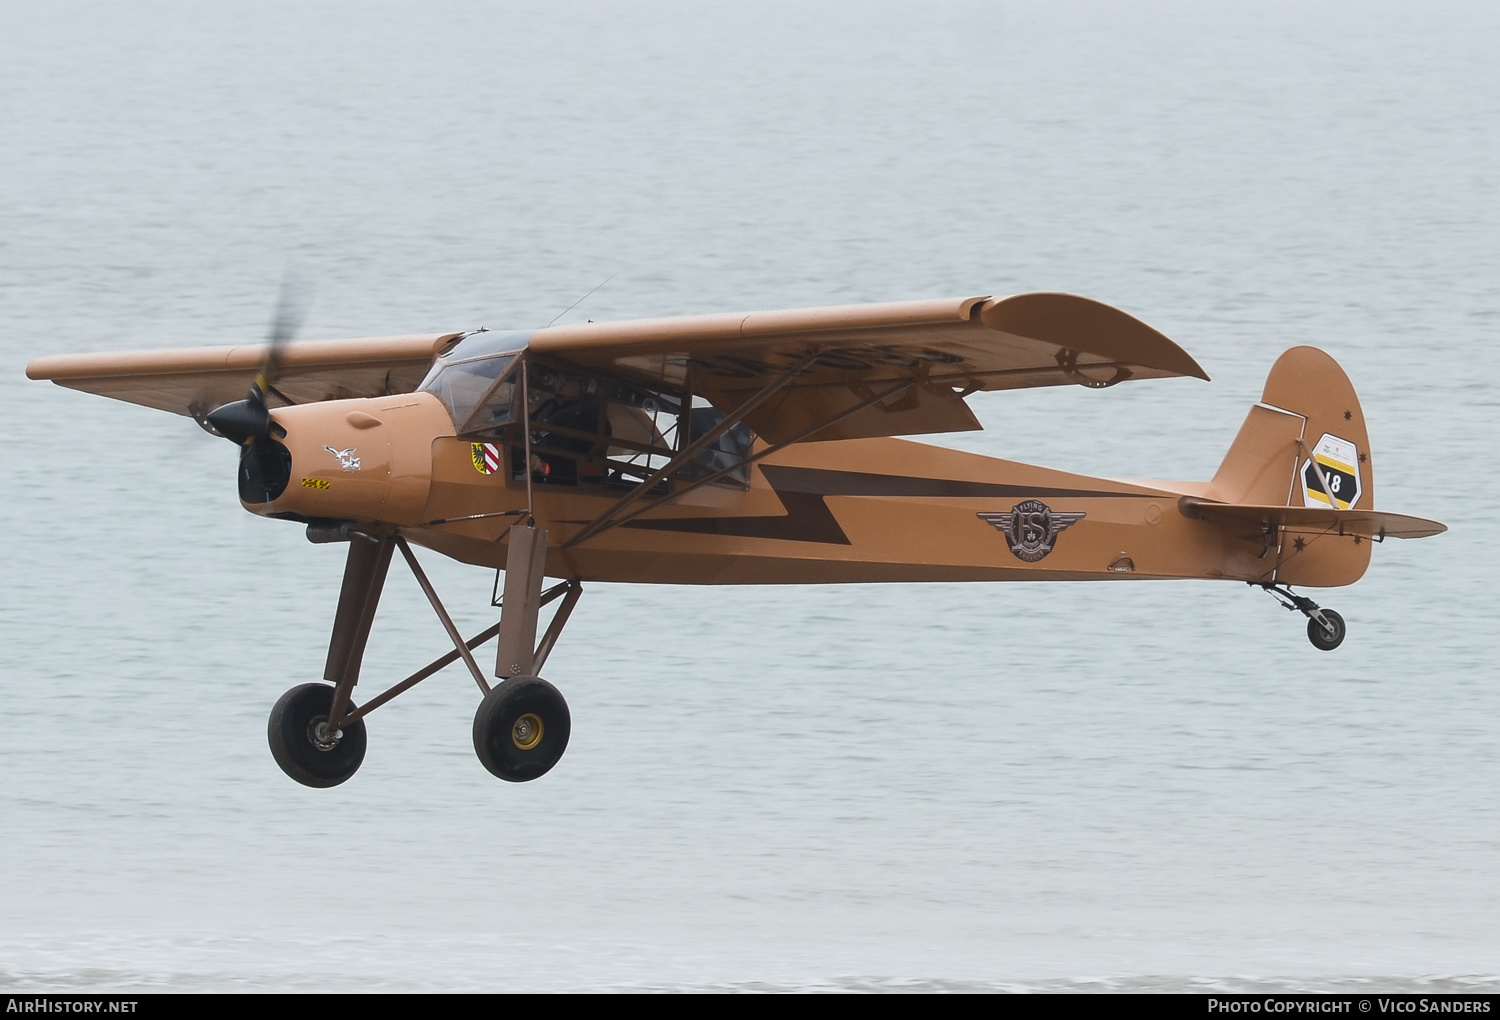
268;683;367;788
1256;582;1348;652
473;676;571;782
1307;608;1346;651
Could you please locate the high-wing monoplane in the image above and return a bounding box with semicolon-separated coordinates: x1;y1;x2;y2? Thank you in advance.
27;292;1445;787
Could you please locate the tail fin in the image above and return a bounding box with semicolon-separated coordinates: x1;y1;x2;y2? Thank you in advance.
1206;347;1374;586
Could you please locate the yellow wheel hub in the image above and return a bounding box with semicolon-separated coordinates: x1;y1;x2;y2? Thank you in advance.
512;712;544;751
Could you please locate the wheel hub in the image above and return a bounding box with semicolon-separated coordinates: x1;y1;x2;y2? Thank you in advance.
511;712;544;751
309;717;343;752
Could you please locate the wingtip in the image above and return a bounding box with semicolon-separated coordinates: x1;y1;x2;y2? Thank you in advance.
981;292;1210;382
25;358;59;381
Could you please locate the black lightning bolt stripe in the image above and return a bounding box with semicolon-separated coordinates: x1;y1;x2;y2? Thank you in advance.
621;466;1134;545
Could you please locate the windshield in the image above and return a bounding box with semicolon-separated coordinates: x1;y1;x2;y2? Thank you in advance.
419;330;531;431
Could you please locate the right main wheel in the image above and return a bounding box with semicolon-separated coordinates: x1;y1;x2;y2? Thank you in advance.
1307;609;1346;651
473;676;571;782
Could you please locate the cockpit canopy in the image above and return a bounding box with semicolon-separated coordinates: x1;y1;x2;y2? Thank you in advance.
418;329;532;433
418;331;753;490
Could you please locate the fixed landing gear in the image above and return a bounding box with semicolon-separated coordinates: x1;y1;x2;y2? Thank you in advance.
1256;582;1347;651
268;683;368;788
265;522;583;787
473;676;571;782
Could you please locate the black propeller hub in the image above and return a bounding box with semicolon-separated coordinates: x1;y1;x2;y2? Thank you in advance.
206;395;272;445
210;274;309;505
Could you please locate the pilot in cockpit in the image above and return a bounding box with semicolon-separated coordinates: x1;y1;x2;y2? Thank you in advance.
526;373;604;483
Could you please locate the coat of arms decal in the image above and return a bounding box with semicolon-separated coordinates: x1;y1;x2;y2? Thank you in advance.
471;442;502;475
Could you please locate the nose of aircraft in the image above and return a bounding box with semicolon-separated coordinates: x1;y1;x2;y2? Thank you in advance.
247;392;453;526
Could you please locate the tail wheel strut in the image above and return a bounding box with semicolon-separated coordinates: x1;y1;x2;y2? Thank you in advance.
1255;582;1346;651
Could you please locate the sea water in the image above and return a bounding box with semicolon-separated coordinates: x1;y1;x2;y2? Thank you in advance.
0;0;1496;991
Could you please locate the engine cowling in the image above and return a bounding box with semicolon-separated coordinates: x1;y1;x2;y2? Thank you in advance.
248;392;455;526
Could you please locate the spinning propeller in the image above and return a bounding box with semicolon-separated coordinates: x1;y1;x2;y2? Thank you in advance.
205;279;308;503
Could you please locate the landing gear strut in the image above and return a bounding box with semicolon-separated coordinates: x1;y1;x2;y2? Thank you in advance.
473;522;574;781
266;522;582;787
1256;582;1346;651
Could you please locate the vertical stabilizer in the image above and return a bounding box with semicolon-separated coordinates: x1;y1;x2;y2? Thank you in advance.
1207;347;1374;586
1261;347;1374;514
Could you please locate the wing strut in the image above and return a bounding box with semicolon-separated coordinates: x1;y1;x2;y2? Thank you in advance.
586;376;919;542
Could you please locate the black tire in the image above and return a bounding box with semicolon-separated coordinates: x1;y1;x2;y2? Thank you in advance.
267;683;367;788
1307;609;1346;651
473;676;571;782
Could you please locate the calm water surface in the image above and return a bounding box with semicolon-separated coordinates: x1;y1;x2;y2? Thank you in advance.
1;0;1497;992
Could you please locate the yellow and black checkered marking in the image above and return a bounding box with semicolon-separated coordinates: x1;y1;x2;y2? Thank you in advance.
301;477;331;490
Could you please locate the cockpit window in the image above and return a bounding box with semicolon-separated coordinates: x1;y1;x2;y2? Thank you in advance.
424;355;515;429
686;405;753;484
423;343;756;492
518;366;751;491
432;329;534;364
419;330;531;431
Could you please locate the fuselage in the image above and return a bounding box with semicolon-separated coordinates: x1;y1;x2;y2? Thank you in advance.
259;391;1276;586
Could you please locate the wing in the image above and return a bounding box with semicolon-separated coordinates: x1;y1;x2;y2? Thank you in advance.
25;333;464;418
530;293;1208;444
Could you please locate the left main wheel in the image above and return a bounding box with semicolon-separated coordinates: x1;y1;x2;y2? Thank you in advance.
473;676;571;782
268;683;367;788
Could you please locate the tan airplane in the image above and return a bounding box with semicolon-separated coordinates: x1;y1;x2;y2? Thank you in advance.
27;292;1445;788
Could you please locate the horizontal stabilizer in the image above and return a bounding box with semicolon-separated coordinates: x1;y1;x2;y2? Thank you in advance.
1179;498;1446;540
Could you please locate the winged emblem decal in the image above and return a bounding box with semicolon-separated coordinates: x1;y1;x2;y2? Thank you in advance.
978;500;1085;562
